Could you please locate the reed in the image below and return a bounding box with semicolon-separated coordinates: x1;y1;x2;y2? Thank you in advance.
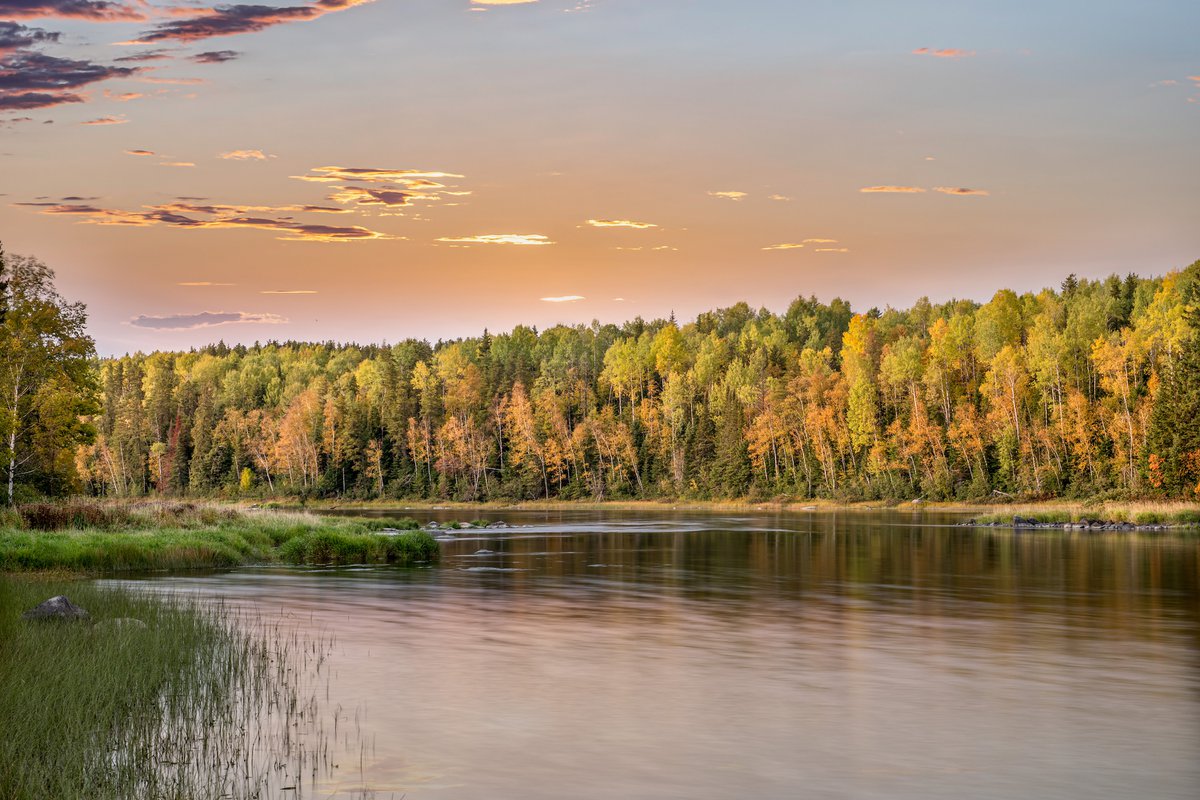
0;577;337;799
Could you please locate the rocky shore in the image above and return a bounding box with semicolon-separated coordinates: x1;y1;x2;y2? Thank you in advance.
958;516;1171;532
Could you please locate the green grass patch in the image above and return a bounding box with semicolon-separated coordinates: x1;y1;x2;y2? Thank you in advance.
0;503;436;573
0;577;318;799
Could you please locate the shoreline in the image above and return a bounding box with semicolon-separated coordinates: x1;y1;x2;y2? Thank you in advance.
282;496;1200;519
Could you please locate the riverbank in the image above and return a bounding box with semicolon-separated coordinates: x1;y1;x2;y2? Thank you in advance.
287;496;1200;526
0;501;437;573
0;576;321;798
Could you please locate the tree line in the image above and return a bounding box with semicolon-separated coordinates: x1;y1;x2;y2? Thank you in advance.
4;245;1200;503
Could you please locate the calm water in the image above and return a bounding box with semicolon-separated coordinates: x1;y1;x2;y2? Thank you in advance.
116;510;1200;799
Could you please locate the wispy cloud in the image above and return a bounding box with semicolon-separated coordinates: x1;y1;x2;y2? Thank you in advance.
933;186;989;196
912;47;975;58
437;234;553;246
219;149;273;160
260;289;317;294
860;185;925;193
159;161;195;167
472;0;540;5
178;281;235;286
130;0;374;43
802;238;838;243
82;115;128;125
103;89;144;101
124;148;155;156
16;201;390;242
586;218;657;229
1;0;145;22
761;243;804;250
768;194;791;201
113;48;173;63
540;295;585;303
294;166;463;183
129;311;287;330
815;248;849;253
192;50;240;64
707;190;747;200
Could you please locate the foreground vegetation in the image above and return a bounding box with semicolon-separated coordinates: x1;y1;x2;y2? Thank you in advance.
0;501;436;573
0;577;329;799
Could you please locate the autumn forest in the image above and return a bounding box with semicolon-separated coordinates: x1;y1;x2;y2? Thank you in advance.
7;250;1200;505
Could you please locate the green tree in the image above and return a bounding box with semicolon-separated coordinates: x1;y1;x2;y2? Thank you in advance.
0;250;97;503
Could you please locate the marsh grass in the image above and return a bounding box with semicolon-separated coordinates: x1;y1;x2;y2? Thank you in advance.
973;501;1200;526
0;503;435;573
0;577;339;800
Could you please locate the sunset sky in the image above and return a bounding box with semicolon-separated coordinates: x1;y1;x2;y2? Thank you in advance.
1;0;1197;355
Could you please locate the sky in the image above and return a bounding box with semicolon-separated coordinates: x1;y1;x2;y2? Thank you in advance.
0;0;1197;355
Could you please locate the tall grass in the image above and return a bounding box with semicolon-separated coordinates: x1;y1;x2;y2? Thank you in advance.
0;577;337;799
0;503;436;573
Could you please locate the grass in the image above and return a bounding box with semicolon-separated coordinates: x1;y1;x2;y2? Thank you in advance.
971;501;1200;526
0;501;437;573
0;576;334;799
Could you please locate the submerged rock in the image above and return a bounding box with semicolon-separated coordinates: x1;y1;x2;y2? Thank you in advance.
21;595;90;622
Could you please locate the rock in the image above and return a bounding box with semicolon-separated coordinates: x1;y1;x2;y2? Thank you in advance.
457;522;474;529
1013;516;1036;527
95;617;147;631
426;521;440;529
474;549;494;555
22;595;90;622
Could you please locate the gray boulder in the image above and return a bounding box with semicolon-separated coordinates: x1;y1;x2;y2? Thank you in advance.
22;595;90;622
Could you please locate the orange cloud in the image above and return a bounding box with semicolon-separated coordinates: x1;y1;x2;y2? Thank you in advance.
159;161;195;167
103;90;144;101
220;149;274;160
125;148;154;156
82;115;127;125
933;186;989;196
761;243;804;250
178;281;235;286
913;47;976;58
260;289;318;294
437;234;553;246
540;295;585;303
860;185;925;193
707;190;747;200
586;219;657;229
815;248;849;253
802;238;838;243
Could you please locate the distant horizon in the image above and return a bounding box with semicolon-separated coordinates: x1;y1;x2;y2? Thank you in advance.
69;255;1192;359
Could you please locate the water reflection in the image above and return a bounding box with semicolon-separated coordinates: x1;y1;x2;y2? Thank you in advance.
116;511;1200;799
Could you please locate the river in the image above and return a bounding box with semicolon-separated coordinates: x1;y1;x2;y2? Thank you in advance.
111;509;1200;799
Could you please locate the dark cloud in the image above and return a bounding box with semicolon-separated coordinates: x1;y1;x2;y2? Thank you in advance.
17;198;390;241
0;90;83;109
0;44;139;111
132;0;372;44
0;0;145;21
113;48;174;63
191;50;240;63
0;21;59;54
129;310;287;330
60;195;98;200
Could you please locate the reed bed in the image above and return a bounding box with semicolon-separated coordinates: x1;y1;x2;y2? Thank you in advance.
0;577;340;800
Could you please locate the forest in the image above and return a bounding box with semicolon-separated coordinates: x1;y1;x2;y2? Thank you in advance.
6;247;1200;504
